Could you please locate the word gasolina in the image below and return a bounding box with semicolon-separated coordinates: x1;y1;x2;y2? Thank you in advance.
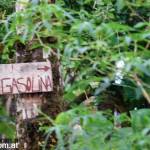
0;62;53;95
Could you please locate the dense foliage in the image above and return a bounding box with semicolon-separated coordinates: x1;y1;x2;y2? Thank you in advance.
1;0;150;149
37;108;150;150
0;0;16;141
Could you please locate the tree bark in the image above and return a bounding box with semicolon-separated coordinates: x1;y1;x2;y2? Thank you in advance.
14;1;64;150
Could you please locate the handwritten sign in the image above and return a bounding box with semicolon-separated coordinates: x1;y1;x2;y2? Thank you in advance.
0;62;53;95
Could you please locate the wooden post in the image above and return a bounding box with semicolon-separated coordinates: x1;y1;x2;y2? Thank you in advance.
14;0;64;149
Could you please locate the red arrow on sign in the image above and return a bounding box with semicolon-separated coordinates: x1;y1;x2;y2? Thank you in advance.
37;66;50;72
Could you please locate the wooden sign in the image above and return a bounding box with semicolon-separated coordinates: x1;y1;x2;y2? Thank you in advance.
0;62;53;95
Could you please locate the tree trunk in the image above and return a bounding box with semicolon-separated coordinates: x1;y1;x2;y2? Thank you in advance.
14;1;64;150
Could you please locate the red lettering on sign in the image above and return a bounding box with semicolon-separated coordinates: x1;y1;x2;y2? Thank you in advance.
46;76;52;89
1;78;12;94
0;74;52;94
40;76;52;91
0;62;53;95
32;77;41;92
26;77;31;92
17;78;27;93
40;76;48;90
12;78;20;93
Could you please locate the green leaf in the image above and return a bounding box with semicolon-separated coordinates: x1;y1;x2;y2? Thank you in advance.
22;28;28;42
30;43;41;49
134;22;148;28
90;102;95;106
133;63;150;77
95;78;110;95
2;53;9;59
30;22;42;39
30;0;39;6
35;108;54;123
43;127;55;150
76;46;89;54
4;20;9;32
3;31;13;42
116;0;125;13
135;86;142;99
141;32;150;39
69;131;77;149
0;121;16;140
43;21;51;32
81;130;90;142
108;13;115;19
0;108;16;140
55;128;64;148
78;21;95;38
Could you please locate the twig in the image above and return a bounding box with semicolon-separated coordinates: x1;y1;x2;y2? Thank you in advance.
93;0;96;9
130;74;150;104
134;41;137;53
146;40;150;49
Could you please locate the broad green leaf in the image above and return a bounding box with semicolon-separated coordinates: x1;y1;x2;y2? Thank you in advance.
2;53;8;59
134;22;149;28
116;0;125;12
108;13;115;19
0;121;16;140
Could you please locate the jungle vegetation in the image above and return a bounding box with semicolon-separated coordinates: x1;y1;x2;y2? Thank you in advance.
0;0;150;149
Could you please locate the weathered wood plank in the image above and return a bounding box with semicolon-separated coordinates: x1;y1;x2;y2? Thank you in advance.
0;62;53;94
